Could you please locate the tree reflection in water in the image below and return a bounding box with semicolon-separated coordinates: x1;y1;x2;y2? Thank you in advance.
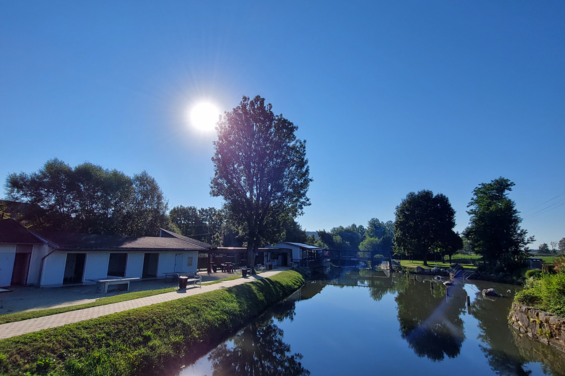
470;287;533;376
395;277;466;362
207;300;310;376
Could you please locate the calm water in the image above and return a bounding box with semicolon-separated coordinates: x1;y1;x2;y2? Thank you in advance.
178;268;565;376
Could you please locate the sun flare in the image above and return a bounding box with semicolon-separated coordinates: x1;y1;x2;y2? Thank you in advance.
189;102;220;131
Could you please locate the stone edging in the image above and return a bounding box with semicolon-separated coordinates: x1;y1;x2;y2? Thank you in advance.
508;303;565;353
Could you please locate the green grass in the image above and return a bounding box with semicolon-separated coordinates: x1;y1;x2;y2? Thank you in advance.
400;259;478;270
0;270;304;376
0;275;243;325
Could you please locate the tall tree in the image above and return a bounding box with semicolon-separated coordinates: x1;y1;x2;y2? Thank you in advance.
210;96;312;269
393;190;459;266
538;243;550;254
463;177;534;267
559;238;565;255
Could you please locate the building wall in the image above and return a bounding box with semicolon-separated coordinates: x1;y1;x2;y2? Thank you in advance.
40;251;67;287
275;243;301;260
83;252;110;281
39;250;200;287
0;244;16;287
27;244;49;286
156;251;198;276
126;253;144;278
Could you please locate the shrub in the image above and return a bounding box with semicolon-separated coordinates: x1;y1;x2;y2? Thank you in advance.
515;288;543;306
525;269;542;279
540;272;565;316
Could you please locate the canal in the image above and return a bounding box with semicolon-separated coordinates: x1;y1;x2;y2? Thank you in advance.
178;268;565;376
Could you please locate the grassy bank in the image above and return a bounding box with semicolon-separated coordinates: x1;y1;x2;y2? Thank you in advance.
0;270;304;376
400;256;479;270
0;275;242;325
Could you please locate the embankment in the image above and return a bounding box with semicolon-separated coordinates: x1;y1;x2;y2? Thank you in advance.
0;270;305;376
508;303;565;353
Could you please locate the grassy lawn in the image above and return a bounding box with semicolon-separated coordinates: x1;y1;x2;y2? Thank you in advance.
0;270;304;376
400;259;478;270
0;274;243;325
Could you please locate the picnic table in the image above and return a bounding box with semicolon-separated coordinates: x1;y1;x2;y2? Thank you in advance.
87;277;140;294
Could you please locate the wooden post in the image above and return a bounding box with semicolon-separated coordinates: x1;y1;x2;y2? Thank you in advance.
207;253;212;275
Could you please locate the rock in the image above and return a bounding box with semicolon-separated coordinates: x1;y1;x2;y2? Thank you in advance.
434;275;444;281
482;288;501;297
444;281;453;286
431;267;439;273
415;266;423;273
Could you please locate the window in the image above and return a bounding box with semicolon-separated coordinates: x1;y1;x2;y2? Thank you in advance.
187;256;193;266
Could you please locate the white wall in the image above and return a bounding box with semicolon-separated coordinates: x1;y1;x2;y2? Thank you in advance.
275;243;301;260
156;251;198;276
41;251;67;287
27;244;49;286
38;250;200;287
126;253;144;278
0;245;16;287
83;252;110;281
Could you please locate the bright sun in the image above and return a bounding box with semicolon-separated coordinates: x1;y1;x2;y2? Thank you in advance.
189;102;220;131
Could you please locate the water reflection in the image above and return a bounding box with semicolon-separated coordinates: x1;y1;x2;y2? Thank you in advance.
471;281;565;376
207;318;310;376
396;277;466;361
181;268;565;376
205;296;310;376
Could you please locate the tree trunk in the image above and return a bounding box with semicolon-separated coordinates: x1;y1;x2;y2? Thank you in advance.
423;252;428;266
247;237;255;270
449;254;452;264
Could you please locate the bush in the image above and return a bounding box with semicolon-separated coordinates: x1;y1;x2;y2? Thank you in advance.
540;272;565;316
515;288;543;306
525;269;543;279
515;271;565;317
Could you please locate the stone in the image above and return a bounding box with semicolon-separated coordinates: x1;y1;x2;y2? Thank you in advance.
482;288;501;297
415;266;423;273
444;281;453;286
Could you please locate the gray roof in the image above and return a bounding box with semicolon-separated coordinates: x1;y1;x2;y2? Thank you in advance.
0;219;43;244
159;229;213;249
278;242;321;250
32;230;210;251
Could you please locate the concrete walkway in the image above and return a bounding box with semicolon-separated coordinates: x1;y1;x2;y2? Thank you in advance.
0;270;284;340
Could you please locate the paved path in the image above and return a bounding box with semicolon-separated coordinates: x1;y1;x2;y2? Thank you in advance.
0;271;283;340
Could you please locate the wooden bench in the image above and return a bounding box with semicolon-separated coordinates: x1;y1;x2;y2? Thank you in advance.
88;277;140;294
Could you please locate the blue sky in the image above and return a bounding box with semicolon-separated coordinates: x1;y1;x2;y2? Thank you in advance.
1;1;564;247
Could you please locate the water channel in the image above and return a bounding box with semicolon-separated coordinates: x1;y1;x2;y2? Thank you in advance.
178;268;565;376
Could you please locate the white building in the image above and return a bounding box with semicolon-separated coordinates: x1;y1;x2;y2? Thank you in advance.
0;219;211;288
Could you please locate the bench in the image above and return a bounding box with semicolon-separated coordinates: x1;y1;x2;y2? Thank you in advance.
88;277;140;294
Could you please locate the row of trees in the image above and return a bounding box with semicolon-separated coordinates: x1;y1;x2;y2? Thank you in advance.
314;219;394;256
5;159;171;237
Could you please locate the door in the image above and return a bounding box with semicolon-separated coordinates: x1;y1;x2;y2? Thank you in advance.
63;253;86;284
174;253;183;272
142;253;159;278
11;253;31;285
108;253;128;277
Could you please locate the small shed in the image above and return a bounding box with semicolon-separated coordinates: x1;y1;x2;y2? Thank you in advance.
529;257;542;270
